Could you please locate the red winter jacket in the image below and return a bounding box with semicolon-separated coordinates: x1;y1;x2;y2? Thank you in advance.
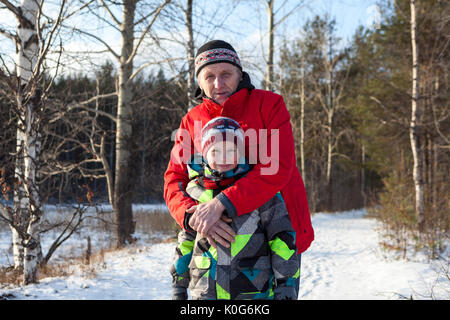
163;87;314;253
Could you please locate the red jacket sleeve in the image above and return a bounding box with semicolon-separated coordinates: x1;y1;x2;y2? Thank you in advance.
163;116;197;229
217;95;296;217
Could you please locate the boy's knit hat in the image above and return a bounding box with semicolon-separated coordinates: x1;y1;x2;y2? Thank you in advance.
201;117;244;158
195;40;242;76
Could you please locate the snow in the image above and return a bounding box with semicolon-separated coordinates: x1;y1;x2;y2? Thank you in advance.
1;208;448;300
7;244;174;300
300;209;448;300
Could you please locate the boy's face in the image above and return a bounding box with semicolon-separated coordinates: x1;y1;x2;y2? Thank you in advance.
206;141;239;173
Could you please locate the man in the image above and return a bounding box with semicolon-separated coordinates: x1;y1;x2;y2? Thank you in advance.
164;40;314;295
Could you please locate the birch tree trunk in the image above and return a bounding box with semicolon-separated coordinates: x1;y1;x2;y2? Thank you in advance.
186;0;195;110
361;143;366;206
300;55;306;183
263;0;305;92
18;0;43;285
22;90;42;284
12;145;27;271
265;0;275;91
326;107;334;209
325;35;334;210
6;0;42;284
114;0;137;247
409;0;425;231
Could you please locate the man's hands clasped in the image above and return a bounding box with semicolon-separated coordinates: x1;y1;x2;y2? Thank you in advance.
187;198;236;248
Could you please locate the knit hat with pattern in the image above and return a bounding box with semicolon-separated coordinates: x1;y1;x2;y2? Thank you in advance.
195;40;242;76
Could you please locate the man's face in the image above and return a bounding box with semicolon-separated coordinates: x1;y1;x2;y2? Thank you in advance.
206;141;239;173
197;63;242;105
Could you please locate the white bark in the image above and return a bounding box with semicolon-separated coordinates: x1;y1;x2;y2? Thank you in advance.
300;55;305;183
8;0;42;284
16;1;38;83
326;109;333;187
409;0;425;230
23;97;42;284
2;0;40;275
11;225;23;269
186;0;195;110
265;0;274;91
263;0;305;91
325;31;334;191
361;143;366;206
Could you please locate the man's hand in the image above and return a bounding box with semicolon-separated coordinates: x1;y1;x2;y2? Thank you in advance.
188;197;224;234
206;215;235;248
187;198;236;247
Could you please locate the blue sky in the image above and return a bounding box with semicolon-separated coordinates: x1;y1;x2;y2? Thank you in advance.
317;0;381;41
209;0;382;82
0;0;383;79
268;0;382;43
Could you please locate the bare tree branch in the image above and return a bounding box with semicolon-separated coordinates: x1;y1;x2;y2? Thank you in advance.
69;25;120;60
0;0;20;19
126;0;171;65
98;0;121;27
0;26;16;40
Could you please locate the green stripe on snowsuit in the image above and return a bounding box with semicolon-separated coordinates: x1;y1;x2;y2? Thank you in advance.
186;173;300;300
170;230;196;289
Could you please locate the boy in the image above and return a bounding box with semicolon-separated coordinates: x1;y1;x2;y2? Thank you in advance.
170;117;299;300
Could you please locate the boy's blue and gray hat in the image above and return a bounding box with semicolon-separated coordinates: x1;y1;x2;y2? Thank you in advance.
195;40;242;76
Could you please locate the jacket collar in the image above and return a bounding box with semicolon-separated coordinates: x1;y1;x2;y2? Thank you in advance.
188;153;251;183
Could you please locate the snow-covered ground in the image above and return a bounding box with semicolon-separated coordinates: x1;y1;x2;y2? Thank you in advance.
0;203;173;267
1;208;448;300
299;210;448;300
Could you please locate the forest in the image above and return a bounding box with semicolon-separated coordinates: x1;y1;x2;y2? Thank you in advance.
0;0;448;285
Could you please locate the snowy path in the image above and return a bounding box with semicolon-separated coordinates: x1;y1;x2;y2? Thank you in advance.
299;210;447;299
1;209;448;300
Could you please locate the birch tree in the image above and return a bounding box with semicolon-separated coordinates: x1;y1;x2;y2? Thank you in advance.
0;0;102;283
0;0;43;285
299;54;305;182
409;0;424;230
0;0;70;284
263;0;305;91
185;0;195;109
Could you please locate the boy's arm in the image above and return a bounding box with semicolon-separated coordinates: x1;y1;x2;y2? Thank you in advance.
264;197;300;300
